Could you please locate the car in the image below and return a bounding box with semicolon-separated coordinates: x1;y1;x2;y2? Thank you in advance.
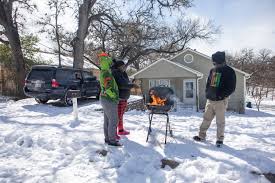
24;65;101;106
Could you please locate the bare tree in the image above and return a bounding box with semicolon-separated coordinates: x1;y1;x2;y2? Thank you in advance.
38;0;69;67
70;0;119;68
252;86;268;111
228;48;274;111
71;0;97;69
0;0;35;98
71;0;195;69
88;11;220;70
257;48;272;63
132;0;192;15
227;48;254;71
239;48;254;70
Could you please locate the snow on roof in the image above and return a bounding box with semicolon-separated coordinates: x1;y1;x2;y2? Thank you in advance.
38;52;99;70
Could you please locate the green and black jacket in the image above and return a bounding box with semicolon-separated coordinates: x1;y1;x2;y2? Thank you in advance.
206;65;236;101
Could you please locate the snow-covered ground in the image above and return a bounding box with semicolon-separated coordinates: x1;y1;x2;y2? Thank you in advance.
0;96;274;183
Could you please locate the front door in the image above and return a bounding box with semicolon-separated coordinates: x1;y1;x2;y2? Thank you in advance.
183;79;196;104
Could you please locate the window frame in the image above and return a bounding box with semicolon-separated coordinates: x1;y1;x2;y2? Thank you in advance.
149;79;170;88
184;54;194;63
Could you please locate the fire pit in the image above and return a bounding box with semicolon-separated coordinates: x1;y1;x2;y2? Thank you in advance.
145;86;175;144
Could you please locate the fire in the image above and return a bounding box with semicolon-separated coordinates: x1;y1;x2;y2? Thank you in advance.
150;95;167;106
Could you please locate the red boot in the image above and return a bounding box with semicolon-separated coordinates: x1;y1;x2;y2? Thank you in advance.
116;135;121;140
118;100;129;135
118;129;130;135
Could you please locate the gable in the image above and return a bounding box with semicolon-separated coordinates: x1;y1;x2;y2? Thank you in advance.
131;59;202;79
171;50;213;79
170;49;250;78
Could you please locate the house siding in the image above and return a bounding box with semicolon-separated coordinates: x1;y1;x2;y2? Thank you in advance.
134;59;197;79
175;78;183;101
171;50;246;113
141;77;197;103
227;72;245;113
141;79;149;97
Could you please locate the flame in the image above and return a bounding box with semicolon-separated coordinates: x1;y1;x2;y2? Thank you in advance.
150;95;167;106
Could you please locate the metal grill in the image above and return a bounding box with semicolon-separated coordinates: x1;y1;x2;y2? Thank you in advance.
145;86;175;144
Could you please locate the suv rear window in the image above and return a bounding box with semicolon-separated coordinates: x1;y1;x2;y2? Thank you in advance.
28;69;54;80
83;72;94;79
55;69;76;81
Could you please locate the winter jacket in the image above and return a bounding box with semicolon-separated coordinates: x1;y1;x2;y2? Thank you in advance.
112;68;134;100
206;65;236;101
98;53;119;103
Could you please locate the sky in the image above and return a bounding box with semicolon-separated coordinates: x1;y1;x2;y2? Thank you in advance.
25;0;275;57
185;0;275;55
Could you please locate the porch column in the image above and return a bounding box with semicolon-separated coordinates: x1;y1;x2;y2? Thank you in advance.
196;77;199;112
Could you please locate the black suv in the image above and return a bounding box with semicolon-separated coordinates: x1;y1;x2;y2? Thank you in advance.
24;65;100;106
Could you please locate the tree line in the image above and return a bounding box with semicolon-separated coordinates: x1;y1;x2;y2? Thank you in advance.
227;48;275;111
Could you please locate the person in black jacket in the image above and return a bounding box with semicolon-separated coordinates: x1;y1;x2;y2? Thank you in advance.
193;51;236;147
112;59;138;136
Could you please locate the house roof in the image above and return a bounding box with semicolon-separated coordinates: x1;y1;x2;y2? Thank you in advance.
170;48;251;77
130;58;203;78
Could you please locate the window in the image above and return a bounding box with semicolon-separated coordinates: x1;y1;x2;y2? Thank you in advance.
159;80;170;86
28;69;54;81
149;80;156;88
74;71;82;80
83;72;93;80
56;69;74;81
184;54;193;63
149;79;170;88
185;81;194;98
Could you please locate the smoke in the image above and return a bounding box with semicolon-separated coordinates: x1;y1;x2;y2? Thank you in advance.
170;95;181;112
170;95;180;103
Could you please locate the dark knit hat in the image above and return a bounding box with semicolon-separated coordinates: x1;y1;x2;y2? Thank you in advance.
212;51;226;64
112;58;125;68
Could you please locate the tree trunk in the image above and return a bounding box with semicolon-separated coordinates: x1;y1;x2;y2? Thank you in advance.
266;88;269;98
72;0;97;69
0;65;4;95
55;4;62;67
0;1;26;98
272;88;274;101
6;27;26;98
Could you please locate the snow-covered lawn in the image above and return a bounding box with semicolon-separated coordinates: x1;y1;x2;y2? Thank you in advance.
0;97;274;183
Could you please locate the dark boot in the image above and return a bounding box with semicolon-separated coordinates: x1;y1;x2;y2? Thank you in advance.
108;141;123;147
193;136;204;142
104;139;110;144
216;140;223;147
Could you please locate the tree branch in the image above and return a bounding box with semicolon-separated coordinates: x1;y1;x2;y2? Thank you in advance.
83;55;100;69
88;12;121;32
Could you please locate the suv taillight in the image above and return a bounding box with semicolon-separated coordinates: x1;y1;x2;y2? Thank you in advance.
51;79;60;88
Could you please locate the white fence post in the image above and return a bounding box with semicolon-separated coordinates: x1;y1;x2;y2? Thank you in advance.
73;97;78;121
68;90;81;128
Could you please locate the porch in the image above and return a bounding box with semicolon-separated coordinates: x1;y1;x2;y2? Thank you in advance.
140;78;200;111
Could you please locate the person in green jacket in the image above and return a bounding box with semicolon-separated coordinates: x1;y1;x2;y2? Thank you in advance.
98;52;122;147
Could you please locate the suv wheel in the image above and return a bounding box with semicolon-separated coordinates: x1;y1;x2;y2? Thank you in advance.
64;91;73;106
35;98;48;104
